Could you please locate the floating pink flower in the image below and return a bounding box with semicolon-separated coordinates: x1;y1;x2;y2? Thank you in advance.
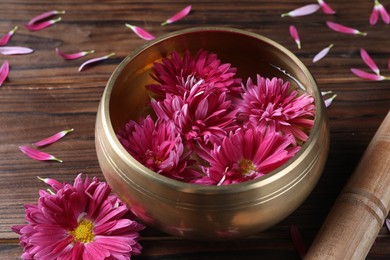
0;26;18;46
147;50;242;98
370;0;390;25
125;24;156;40
318;0;336;14
326;21;367;36
313;44;334;63
0;60;10;87
161;5;192;26
118;115;199;181
237;75;315;143
281;4;320;17
32;128;74;147
19;145;63;162
194;127;300;185
12;174;144;259
56;48;95;60
289;25;301;49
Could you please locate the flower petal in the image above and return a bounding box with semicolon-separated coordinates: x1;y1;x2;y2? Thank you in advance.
326;21;367;36
351;68;385;81
318;0;336;14
313;44;334;63
370;5;380;25
25;17;62;31
281;4;320;17
290;225;306;258
324;94;337;108
32;128;74;147
360;49;380;75
289;25;301;49
19;145;62;162
27;10;65;25
0;46;34;55
125;24;155;40
78;53;115;72
161;5;192;26
0;60;10;87
56;48;95;60
378;1;390;24
386;218;390;233
0;26;18;46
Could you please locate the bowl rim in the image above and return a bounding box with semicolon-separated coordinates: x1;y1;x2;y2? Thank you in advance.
99;26;325;194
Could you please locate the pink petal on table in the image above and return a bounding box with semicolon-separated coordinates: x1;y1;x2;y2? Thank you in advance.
161;5;192;26
27;10;65;25
326;21;367;36
386;218;390;233
321;91;333;96
324;94;337;108
25;17;62;31
0;26;18;46
378;1;390;24
78;52;115;72
32;128;74;147
351;68;386;81
56;48;95;60
125;24;155;40
0;60;9;87
289;25;301;49
0;46;33;55
313;44;334;63
19;145;62;162
318;0;336;14
290;225;306;258
360;49;380;75
281;4;320;17
370;5;380;25
371;0;390;25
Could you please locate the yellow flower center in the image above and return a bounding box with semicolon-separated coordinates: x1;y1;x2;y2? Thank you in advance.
70;219;95;243
239;159;256;176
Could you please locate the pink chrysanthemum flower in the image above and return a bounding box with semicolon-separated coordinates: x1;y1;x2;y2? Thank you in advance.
237;75;315;143
12;174;144;259
194;127;300;185
147;49;242;98
151;79;238;150
117;115;198;181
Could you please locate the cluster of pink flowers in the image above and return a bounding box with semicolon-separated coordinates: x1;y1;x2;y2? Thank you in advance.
118;50;315;185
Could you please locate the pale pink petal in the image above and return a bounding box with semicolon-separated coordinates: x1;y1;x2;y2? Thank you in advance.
351;68;385;81
78;53;115;72
56;48;95;60
313;44;334;63
360;49;380;75
0;46;34;55
290;225;306;258
289;25;301;49
25;17;62;31
27;10;65;25
386;218;390;233
321;91;333;96
326;21;367;36
0;60;10;87
0;26;18;46
125;24;155;40
281;4;320;17
32;128;74;147
161;5;192;26
19;145;62;162
324;94;337;108
318;0;336;14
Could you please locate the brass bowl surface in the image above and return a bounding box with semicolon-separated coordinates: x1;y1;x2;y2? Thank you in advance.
95;27;329;240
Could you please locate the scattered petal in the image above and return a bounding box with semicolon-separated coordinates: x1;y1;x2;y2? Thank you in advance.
378;2;390;24
0;60;10;87
25;17;62;31
371;0;390;25
161;5;192;26
313;44;334;63
318;0;336;14
351;68;386;81
78;52;115;72
27;10;65;25
290;225;306;259
324;94;337;107
360;49;380;75
321;91;333;96
125;24;155;40
56;48;95;60
281;4;320;17
0;26;18;46
386;218;390;233
326;21;367;36
0;46;34;55
289;25;301;49
32;128;74;147
19;145;62;162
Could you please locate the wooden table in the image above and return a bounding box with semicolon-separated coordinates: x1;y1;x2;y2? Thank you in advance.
1;0;389;259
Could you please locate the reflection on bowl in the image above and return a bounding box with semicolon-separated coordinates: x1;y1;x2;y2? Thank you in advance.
95;27;329;240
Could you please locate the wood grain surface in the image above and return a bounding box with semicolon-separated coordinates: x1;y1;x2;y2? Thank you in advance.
0;0;389;259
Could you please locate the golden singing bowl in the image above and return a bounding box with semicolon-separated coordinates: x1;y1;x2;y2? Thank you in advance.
95;27;329;240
